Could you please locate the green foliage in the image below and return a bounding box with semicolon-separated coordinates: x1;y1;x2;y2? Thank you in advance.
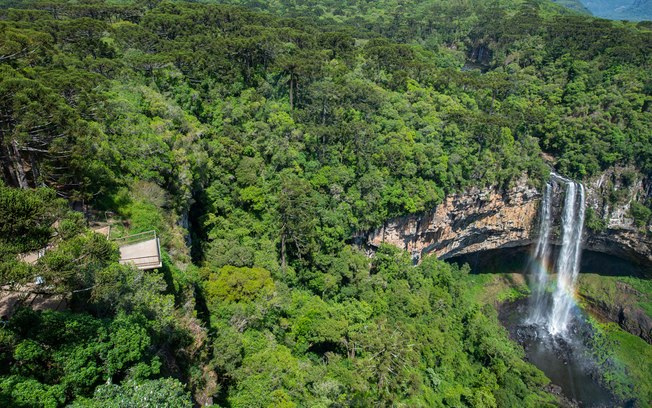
0;185;62;254
98;313;151;379
71;378;192;408
0;183;190;406
39;232;118;293
0;185;116;289
582;318;647;403
0;0;650;406
205;265;274;304
629;201;651;228
579;273;652;328
599;323;652;404
0;376;65;408
585;207;607;232
205;249;554;407
0;302;189;406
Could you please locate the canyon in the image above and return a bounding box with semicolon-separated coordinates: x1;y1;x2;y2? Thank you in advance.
358;167;652;345
359;168;652;270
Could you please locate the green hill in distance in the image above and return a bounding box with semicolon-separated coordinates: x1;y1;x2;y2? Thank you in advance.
579;0;652;21
551;0;593;13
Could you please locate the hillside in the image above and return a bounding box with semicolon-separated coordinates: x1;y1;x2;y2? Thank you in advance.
579;0;652;21
551;0;592;13
0;0;651;406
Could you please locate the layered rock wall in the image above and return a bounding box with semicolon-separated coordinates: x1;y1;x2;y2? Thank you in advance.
359;169;652;268
362;178;540;261
584;167;652;265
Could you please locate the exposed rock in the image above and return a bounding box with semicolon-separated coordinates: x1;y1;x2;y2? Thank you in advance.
358;169;652;269
544;383;580;408
360;176;540;261
581;292;652;344
584;166;652;266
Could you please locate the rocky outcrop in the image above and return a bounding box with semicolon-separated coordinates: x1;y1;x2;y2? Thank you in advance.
358;169;652;268
580;280;652;344
589;299;652;344
584;167;652;266
360;177;540;261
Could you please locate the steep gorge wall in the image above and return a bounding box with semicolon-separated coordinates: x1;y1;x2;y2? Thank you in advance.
359;169;652;268
585;167;652;267
361;178;540;261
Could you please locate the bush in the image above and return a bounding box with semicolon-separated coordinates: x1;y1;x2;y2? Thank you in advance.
585;208;607;232
629;201;651;228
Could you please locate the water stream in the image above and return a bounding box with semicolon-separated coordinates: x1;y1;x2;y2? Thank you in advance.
527;181;552;325
448;173;625;407
528;173;586;337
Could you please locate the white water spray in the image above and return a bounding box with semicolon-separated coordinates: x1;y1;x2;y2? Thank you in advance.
528;174;586;337
548;181;585;336
527;182;552;325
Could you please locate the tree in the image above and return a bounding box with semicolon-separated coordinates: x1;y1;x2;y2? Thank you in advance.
71;378;192;408
277;171;318;270
205;265;274;304
0;185;62;255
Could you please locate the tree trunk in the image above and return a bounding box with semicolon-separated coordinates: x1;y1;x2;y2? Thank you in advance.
11;139;29;189
321;100;326;125
281;231;287;271
29;153;42;187
1;149;19;187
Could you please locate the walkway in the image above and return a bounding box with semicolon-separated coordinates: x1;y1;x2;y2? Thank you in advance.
18;229;162;271
114;230;163;270
4;230;162;319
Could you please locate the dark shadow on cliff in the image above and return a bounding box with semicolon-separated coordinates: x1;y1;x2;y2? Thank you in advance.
447;246;651;278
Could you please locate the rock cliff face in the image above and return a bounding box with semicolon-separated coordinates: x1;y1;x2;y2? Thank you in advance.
359;169;651;268
584;167;652;266
582;292;652;344
361;177;540;261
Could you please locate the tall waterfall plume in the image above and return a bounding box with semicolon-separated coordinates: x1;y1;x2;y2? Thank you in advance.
548;179;585;336
527;182;552;325
527;174;586;337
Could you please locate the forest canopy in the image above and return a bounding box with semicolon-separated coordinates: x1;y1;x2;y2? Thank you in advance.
0;0;650;406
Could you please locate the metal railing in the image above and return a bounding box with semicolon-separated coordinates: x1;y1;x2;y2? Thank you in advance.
111;230;158;246
119;254;162;269
115;231;162;270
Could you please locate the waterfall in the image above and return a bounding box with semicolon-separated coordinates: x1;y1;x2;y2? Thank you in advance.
528;174;586;337
548;181;585;336
527;182;552;325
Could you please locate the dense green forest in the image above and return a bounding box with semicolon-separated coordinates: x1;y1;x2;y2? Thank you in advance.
0;0;651;406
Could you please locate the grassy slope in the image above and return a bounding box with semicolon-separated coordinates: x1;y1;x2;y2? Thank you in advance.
594;322;652;404
578;273;652;322
463;273;530;306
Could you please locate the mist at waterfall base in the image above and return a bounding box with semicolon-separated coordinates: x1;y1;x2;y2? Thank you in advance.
500;299;618;407
450;250;624;407
528;175;587;336
448;176;629;407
